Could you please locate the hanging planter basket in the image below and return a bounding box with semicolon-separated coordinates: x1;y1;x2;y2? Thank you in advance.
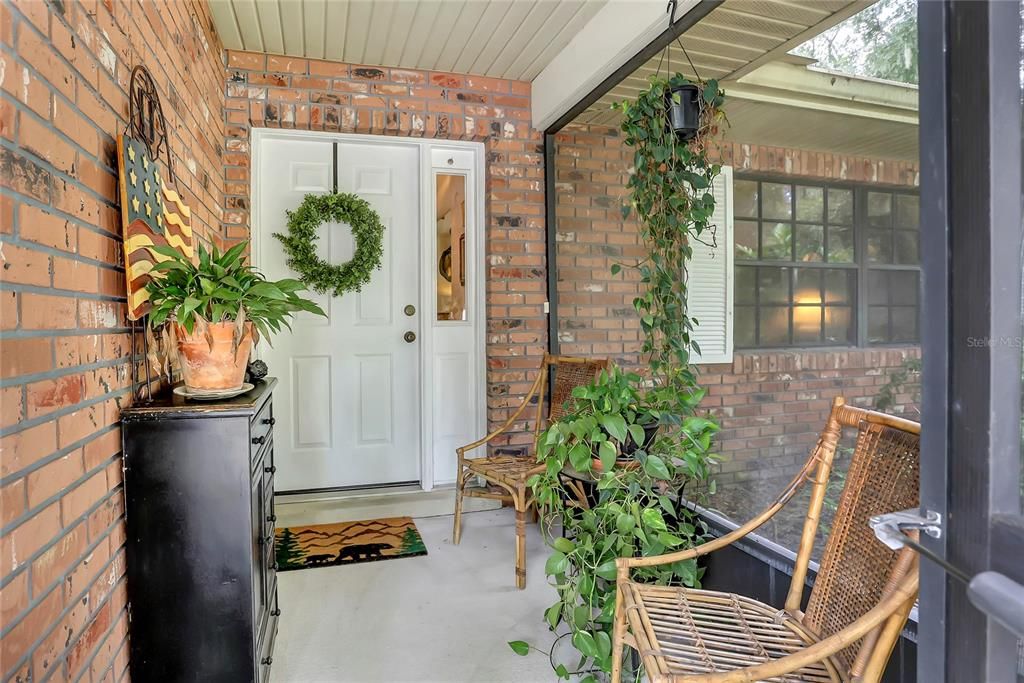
665;83;701;141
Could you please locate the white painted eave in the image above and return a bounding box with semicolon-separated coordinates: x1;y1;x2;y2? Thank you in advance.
725;60;919;124
530;0;700;132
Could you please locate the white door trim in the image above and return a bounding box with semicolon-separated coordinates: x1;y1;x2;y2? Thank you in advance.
250;129;487;492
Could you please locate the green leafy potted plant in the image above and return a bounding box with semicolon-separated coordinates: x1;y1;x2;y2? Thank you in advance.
147;241;325;392
509;71;727;679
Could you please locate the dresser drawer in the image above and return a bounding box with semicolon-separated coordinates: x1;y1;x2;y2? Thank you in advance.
250;399;274;465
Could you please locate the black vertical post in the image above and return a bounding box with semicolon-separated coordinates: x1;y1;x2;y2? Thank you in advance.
545;131;559;355
918;1;1023;680
915;1;950;680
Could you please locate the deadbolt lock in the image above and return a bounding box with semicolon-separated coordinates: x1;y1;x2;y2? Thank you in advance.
404;304;416;316
404;331;417;343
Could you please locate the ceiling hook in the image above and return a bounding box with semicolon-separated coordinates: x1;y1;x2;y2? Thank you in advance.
667;0;678;28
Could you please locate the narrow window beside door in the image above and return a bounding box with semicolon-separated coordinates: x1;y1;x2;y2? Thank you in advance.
436;173;467;321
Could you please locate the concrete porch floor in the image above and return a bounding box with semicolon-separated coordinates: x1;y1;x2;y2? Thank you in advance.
270;508;558;682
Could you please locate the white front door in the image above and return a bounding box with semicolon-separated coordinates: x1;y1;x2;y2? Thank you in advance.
256;137;421;492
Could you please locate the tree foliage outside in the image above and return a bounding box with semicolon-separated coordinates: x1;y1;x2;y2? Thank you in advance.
793;0;918;85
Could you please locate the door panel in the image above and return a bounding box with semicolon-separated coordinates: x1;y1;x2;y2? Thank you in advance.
257;137;420;491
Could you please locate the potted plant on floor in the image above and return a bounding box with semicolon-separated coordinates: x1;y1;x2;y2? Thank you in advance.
509;70;727;680
146;241;325;393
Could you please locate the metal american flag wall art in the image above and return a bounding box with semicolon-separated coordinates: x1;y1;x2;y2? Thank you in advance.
117;135;194;320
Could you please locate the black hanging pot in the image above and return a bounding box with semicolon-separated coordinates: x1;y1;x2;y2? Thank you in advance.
665;83;701;141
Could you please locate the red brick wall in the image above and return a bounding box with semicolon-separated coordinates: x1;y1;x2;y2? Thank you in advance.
221;50;547;453
553;123;922;527
0;0;225;679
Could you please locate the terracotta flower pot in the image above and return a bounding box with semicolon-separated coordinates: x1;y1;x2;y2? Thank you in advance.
173;320;253;392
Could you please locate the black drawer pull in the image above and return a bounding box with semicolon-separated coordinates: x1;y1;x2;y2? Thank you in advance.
266;514;277;523
264;464;276;474
261;656;273;666
251;435;266;445
262;417;276;426
271;608;281;617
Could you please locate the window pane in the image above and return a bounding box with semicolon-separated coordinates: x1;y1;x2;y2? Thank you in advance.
436;174;467;321
867;229;892;263
828;188;853;224
895;230;919;264
828;227;855;263
824;269;853;303
793;268;822;304
762;222;792;259
758;267;789;304
890;271;919;305
868;306;889;343
762;183;792;220
795;186;824;221
795;224;824;262
735;180;759;218
758;307;789;345
793;305;822;343
867;192;892;228
735;307;756;347
868;270;889;305
894;194;919;228
736;266;756;304
735;220;758;260
824;306;853;344
890;306;918;342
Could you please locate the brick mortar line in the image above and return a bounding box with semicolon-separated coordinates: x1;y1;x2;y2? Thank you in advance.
0;324;132;342
0;137;121;215
0;280;130;303
3;543;128;682
1;29;225;226
72;598;129;683
0;187;124;244
0;398;126;485
0;457;123;599
7;1;228;176
0;236;127;275
91;616;130;683
0;476;124;612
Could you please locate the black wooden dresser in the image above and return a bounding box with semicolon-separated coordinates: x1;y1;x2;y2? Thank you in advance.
121;378;279;682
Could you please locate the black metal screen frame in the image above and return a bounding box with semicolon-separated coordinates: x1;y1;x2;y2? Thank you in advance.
918;1;1024;680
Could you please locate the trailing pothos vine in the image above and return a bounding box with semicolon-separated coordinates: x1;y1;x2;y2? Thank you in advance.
617;73;727;400
509;74;728;681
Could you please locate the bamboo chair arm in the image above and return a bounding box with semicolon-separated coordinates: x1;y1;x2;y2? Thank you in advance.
456;369;545;458
678;570;919;683
618;452;818;573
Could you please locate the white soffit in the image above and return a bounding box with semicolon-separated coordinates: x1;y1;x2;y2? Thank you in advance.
573;0;873;127
208;0;607;82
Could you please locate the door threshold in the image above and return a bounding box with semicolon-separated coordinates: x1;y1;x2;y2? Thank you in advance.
273;483;500;528
276;482;421;503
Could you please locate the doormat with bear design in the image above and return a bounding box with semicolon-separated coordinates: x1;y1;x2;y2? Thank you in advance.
274;516;427;571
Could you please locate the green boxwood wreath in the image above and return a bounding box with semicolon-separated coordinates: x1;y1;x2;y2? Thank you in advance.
274;192;385;297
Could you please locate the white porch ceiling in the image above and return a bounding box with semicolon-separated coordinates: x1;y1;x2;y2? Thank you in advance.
574;0;871;126
208;0;608;81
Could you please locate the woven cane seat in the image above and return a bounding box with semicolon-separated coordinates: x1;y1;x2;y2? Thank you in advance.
621;584;843;682
464;455;541;488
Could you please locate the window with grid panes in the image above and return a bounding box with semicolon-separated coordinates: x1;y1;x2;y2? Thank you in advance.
734;178;920;348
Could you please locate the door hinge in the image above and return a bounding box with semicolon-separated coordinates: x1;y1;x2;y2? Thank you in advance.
870;508;943;549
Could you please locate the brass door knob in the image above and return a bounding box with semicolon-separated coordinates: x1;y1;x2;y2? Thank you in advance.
404;331;416;343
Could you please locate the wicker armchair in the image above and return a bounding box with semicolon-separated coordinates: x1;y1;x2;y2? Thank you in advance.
611;397;921;682
453;354;610;588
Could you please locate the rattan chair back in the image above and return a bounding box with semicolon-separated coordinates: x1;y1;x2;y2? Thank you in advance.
534;355;611;434
790;402;921;675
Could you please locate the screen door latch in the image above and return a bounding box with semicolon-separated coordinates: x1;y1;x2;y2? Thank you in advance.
870;508;943;550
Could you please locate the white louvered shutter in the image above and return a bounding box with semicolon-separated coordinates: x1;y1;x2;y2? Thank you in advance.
688;164;734;364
